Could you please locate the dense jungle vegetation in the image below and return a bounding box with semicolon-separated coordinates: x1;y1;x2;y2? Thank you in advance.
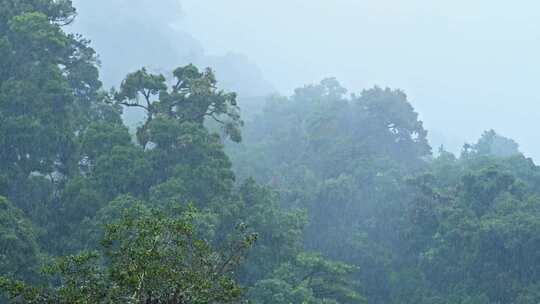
1;1;540;303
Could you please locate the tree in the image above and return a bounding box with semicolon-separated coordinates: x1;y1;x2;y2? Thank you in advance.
234;179;307;286
463;129;520;158
402;151;540;303
0;205;257;303
0;0;105;217
249;252;365;304
0;196;41;283
114;65;242;148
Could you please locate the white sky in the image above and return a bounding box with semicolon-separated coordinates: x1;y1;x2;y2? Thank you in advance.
72;0;540;160
179;0;540;159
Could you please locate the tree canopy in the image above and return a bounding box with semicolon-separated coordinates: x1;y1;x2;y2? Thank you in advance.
2;1;540;304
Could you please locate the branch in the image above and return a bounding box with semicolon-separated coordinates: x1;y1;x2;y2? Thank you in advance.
210;114;225;125
215;232;255;277
142;90;153;109
299;270;319;286
173;79;184;91
177;108;219;125
118;101;150;112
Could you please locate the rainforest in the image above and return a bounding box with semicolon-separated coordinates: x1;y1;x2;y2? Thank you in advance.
1;1;540;303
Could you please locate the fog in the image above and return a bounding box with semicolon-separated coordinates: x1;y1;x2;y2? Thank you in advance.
5;1;540;302
71;0;540;161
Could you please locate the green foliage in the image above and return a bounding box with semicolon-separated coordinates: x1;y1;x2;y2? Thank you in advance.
231;81;429;182
0;0;76;28
463;129;521;158
227;79;431;303
80;121;132;162
7;1;540;303
249;252;365;304
403;152;540;303
228;75;540;304
0;206;256;303
1;1;363;303
92;145;153;200
0;0;105;218
0;11;76;178
235;179;307;285
114;64;242;147
0;197;41;282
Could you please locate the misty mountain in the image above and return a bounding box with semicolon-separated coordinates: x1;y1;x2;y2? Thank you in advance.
70;0;274;98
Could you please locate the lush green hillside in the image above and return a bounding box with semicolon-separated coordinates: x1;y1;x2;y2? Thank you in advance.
1;1;540;303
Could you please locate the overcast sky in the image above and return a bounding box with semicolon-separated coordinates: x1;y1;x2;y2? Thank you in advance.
72;0;540;160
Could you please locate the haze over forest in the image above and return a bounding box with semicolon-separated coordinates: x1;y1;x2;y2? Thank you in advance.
71;0;540;161
3;1;540;303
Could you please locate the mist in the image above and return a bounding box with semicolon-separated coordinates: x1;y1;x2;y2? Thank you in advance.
4;1;540;303
70;0;540;161
70;0;274;98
